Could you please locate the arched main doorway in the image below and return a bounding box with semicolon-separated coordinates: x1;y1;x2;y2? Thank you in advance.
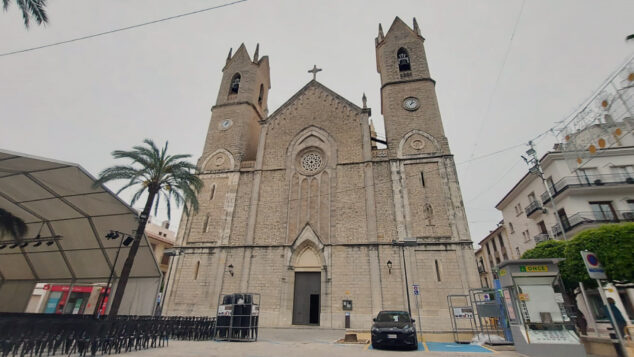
291;243;322;325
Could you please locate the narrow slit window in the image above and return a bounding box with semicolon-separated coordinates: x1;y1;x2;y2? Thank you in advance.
210;184;216;200
194;261;200;280
202;215;209;233
435;260;442;281
258;84;264;106
420;172;425;187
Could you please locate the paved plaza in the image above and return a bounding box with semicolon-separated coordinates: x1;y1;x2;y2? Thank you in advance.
123;328;526;357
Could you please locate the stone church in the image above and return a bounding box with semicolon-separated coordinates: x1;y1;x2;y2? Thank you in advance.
164;17;479;331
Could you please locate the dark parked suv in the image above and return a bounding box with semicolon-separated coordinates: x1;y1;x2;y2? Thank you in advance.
370;310;418;350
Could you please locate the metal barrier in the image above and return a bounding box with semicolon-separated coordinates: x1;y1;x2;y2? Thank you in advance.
214;293;260;342
0;313;215;357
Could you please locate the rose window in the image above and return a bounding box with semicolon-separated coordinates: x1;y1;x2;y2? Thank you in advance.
301;152;323;172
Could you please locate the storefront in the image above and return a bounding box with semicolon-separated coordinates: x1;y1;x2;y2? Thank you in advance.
42;285;108;315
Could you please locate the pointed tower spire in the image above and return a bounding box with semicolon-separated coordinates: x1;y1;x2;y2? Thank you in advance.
253;43;260;62
413;17;421;35
226;47;233;63
378;24;385;41
362;93;367;109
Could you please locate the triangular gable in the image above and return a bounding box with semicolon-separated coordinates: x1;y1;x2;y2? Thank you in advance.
382;16;421;43
264;80;365;123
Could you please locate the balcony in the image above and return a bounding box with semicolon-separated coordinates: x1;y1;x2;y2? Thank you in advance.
478;265;487;274
552;210;634;237
525;200;543;217
533;233;551;244
541;174;634;204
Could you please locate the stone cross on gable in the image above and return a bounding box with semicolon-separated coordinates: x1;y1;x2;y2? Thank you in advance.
308;65;322;80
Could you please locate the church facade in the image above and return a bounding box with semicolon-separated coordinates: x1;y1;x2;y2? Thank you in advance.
164;17;479;331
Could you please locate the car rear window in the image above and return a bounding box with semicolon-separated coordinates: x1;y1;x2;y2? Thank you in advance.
376;311;411;323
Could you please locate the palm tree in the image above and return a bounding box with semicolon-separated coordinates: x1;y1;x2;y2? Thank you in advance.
0;208;27;239
2;0;48;28
95;139;202;316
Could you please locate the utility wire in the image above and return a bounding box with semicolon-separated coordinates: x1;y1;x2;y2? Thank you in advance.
0;0;247;57
466;0;525;164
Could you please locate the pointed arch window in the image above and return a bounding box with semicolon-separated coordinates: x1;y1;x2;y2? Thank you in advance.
258;84;264;107
230;73;241;94
397;48;411;72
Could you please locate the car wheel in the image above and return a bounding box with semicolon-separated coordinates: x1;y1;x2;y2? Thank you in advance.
371;339;379;349
410;340;418;350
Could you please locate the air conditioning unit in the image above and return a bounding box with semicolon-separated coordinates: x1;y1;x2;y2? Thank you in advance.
594;179;604;186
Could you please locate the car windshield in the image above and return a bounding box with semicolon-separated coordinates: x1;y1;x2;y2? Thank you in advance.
376;311;411;323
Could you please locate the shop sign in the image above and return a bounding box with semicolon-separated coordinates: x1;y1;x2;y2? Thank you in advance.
519;265;548;273
50;285;95;293
518;293;529;301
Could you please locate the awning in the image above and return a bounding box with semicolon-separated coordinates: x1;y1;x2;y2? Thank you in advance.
0;149;161;314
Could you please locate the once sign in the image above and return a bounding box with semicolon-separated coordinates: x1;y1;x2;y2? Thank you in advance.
580;251;607;280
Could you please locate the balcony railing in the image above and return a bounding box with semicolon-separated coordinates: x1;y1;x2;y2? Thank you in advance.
478;265;486;274
552;210;634;236
534;233;551;244
525;200;543;217
541;174;634;204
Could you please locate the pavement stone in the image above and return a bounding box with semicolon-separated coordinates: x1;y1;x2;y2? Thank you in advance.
115;328;528;357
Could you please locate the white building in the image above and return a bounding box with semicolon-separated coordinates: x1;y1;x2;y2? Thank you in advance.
495;119;634;256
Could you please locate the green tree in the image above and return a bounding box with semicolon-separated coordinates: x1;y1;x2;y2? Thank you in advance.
0;208;27;239
2;0;48;28
562;223;634;286
95;139;202;316
521;223;634;290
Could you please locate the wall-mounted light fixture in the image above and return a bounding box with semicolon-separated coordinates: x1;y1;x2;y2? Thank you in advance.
227;264;234;277
387;260;393;274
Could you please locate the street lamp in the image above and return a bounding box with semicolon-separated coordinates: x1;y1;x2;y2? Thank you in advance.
227;264;234;277
386;260;393;274
156;247;184;316
392;238;417;317
522;141;568;240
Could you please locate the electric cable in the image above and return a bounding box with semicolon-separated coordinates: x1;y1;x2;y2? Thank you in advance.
0;0;247;57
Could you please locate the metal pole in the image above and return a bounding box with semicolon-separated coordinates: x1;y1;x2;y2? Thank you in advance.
525;141;568;240
414;286;423;340
596;280;627;356
579;282;600;337
158;250;179;315
97;232;124;318
401;245;412;317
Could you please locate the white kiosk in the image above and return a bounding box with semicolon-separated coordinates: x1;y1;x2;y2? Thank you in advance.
498;259;586;357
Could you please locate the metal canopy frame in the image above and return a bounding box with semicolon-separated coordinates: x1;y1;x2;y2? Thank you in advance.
0;149;162;313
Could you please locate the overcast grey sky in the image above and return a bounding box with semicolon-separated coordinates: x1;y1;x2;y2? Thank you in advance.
2;0;633;243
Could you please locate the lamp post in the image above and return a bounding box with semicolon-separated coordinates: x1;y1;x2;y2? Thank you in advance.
96;230;133;318
157;247;183;315
522;141;568;240
392;239;417;317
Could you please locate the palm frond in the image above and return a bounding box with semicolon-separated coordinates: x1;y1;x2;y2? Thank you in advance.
11;0;47;28
0;208;27;239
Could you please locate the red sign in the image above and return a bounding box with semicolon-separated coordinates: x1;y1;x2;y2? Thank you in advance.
50;285;96;293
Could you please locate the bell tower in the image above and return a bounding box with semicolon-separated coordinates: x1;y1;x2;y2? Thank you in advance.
201;43;270;168
376;17;449;157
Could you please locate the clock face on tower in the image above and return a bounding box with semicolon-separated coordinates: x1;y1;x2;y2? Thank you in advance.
403;97;420;111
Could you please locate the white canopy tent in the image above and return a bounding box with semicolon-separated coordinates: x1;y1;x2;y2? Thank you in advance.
0;149;161;315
